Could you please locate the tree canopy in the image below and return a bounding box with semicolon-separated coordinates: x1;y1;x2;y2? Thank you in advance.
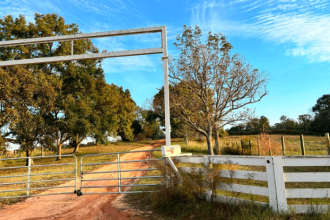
168;25;269;155
0;13;136;159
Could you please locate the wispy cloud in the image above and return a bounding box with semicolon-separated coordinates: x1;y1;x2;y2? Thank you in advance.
190;0;330;63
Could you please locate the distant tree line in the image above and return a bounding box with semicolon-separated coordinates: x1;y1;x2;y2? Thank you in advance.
0;13;136;162
227;94;330;135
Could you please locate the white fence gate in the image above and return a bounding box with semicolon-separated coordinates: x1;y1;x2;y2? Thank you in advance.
176;155;330;214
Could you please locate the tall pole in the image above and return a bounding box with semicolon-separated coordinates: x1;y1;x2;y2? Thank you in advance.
162;26;171;146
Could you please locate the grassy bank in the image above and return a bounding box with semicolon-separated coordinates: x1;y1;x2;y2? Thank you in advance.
128;184;330;220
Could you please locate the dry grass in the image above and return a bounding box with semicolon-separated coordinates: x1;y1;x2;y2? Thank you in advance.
174;135;328;156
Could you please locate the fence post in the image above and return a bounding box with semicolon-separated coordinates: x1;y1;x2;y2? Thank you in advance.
241;140;244;154
26;157;31;196
265;156;288;213
273;157;288;213
281;136;285;156
249;140;252;154
300;134;305;156
41;146;44;158
326;133;330;155
265;157;277;212
203;155;212;202
257;138;260;156
117;153;121;193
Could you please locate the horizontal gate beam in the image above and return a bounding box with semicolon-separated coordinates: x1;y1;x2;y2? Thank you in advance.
0;26;164;47
0;48;163;67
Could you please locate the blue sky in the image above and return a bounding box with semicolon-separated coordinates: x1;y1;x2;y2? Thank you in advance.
1;0;329;126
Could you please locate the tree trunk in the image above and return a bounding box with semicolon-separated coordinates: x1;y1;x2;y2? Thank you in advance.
198;133;202;141
184;133;189;150
25;149;33;166
73;142;80;153
206;133;214;155
72;136;85;153
214;126;220;155
57;143;63;161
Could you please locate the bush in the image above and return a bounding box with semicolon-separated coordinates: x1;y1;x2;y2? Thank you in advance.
220;146;241;155
219;128;229;138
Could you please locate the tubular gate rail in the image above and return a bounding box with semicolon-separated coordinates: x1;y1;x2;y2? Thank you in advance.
176;155;330;214
0;155;77;199
79;149;164;195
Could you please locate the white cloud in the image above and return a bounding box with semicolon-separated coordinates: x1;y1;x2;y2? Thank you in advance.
190;0;330;63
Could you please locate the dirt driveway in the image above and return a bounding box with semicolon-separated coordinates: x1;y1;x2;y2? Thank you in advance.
0;141;164;220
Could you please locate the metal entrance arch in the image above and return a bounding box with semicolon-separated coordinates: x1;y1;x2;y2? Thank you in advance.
0;26;171;146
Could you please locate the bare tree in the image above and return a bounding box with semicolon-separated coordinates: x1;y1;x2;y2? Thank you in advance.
169;25;269;155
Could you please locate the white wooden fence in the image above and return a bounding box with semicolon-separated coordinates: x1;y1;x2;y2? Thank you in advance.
175;155;330;214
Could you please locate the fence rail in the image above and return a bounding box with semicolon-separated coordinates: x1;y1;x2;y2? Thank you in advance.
176;155;330;214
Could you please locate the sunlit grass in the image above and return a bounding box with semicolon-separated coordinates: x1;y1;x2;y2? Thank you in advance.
173;135;328;156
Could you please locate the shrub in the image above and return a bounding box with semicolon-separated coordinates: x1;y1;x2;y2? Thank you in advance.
220;146;241;155
219;128;229;138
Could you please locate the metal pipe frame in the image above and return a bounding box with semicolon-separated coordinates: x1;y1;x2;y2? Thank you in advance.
81;184;162;189
0;26;171;146
80;149;161;158
82;191;157;195
80;149;165;195
0;155;77;200
81;158;163;167
81;168;159;175
81;176;163;182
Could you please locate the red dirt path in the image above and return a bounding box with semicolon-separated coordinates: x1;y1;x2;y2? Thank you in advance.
0;140;165;220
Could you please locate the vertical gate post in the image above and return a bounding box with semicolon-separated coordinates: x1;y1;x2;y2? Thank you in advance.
265;157;277;212
272;157;288;213
265;157;288;213
26;157;31;196
74;156;77;193
117;153;121;193
162;26;171;146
